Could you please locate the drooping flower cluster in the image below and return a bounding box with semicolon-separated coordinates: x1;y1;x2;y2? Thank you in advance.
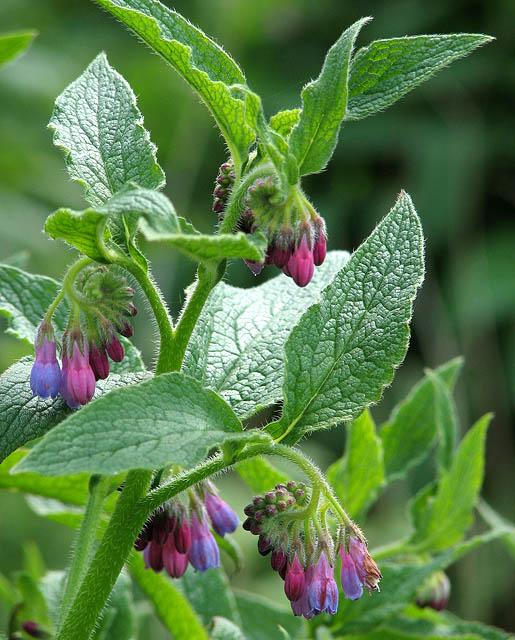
416;570;451;611
135;481;238;578
213;160;328;288
30;265;137;408
244;481;381;619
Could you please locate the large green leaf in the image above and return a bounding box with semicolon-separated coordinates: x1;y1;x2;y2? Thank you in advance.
49;52;164;207
346;34;493;121
288;18;369;175
270;191;424;444
94;0;260;168
211;618;246;640
410;414;491;552
180;568;240;626
0;264;145;372
16;372;270;476
380;358;463;481
0;30;36;67
234;590;303;640
129;552;208;640
0;357;150;463
183;251;349;418
327;409;384;518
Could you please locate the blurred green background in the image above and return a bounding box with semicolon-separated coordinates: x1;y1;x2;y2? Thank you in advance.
0;0;514;636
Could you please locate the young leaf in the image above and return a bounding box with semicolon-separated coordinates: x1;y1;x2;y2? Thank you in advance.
234;591;303;640
129;552;208;640
49;52;164;207
236;457;288;494
346;34;493;121
0;30;36;67
269;109;301;139
288;18;370;175
180;568;241;626
0;357;149;463
15;372;271;476
380;357;463;481
326;409;385;518
94;0;260;169
183;251;349;418
410;414;491;552
270;191;424;444
426;368;459;472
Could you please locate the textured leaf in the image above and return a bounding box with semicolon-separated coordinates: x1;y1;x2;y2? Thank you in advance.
0;450;89;505
380;358;463;481
326;409;384;518
270;192;424;444
16;372;270;476
25;496;84;529
0;357;150;463
269;109;301;139
129;552;207;640
410;414;491;551
0;264;145;372
288;18;369;175
183;251;349;418
234;591;303;640
426;368;459;472
346;34;493;121
95;0;260;168
49;52;164;207
211;618;245;640
180;568;241;626
0;30;36;67
236;457;288;494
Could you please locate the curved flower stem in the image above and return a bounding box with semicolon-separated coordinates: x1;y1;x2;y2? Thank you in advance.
44;257;92;324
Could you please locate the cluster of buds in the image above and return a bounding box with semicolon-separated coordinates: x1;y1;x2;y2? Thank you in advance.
212;160;235;220
416;570;451;611
135;481;238;578
244;481;381;619
30;265;137;409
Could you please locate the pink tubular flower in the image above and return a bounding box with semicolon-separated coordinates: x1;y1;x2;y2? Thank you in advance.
106;333;125;362
291;565;315;619
143;541;164;572
30;326;61;399
163;536;189;579
340;537;381;600
287;234;315;287
88;343;109;380
174;515;192;554
307;552;339;615
284;554;306;602
204;491;239;537
60;336;95;408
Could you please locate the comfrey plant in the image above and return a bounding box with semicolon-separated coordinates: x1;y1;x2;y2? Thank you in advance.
0;3;512;640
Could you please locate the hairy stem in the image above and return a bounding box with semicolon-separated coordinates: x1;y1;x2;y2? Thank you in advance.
58;475;111;629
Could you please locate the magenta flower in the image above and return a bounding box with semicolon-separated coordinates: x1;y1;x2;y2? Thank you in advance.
307;552;339;615
204;491;239;536
143;541;164;573
88;343;109;380
291;565;315;619
30;327;61;399
188;510;220;572
287;234;315;287
284;554;306;602
163;536;189;579
173;515;192;554
106;334;124;362
60;336;95;408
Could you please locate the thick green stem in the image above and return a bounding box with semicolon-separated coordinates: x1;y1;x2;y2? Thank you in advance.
56;470;152;640
58;475;110;628
120;261;175;374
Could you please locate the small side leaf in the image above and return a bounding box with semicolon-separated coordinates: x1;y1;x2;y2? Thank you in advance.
269;109;301;139
15;372;271;476
49;52;164;206
426;368;460;472
288;18;370;175
270;191;424;444
346;34;493;121
0;30;36;67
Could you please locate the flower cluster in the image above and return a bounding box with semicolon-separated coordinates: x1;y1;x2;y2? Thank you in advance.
135;482;238;578
213;161;328;288
30;266;137;408
244;481;381;619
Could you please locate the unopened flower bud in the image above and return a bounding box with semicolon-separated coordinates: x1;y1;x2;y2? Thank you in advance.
204;491;239;536
284;554;306;602
188;510;220;572
60;331;96;408
416;571;451;611
163;536;189;579
287;230;314;288
89;343;109;381
30;323;61;399
106;333;125;362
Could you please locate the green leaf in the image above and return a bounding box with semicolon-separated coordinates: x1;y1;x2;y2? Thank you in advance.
0;30;36;67
16;372;270;476
49;52;164;207
236;457;288;494
269;109;301;139
0;264;145;372
129;552;208;639
327;409;384;518
234;591;304;640
288;18;370;175
0;450;89;504
180;568;241;626
346;34;493;121
410;414;491;551
25;496;84;528
270;191;424;444
0;357;149;463
426;368;459;472
380;357;463;481
94;0;260;169
477;500;515;560
183;251;349;418
211;618;246;640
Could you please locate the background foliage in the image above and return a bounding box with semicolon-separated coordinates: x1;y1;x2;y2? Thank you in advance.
0;0;513;636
